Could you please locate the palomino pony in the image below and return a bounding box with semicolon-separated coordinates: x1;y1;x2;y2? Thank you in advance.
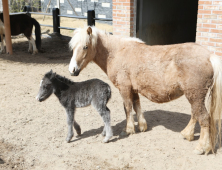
0;13;41;54
68;26;222;155
36;70;113;143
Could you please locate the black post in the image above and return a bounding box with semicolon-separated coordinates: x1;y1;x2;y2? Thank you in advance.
87;10;95;26
23;6;31;17
53;8;60;34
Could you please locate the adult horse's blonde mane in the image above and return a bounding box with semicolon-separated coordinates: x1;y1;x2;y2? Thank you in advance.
69;26;145;51
69;27;100;50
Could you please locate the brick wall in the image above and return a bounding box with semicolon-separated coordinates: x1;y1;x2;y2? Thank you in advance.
113;0;136;37
196;0;222;57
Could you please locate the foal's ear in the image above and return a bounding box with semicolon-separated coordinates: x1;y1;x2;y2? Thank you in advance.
50;69;53;73
50;72;56;79
87;27;92;36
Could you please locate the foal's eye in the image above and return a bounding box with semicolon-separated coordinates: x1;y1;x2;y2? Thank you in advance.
83;46;88;50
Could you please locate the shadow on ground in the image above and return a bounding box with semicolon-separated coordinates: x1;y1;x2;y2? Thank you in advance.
69;110;202;143
0;158;4;164
0;34;72;64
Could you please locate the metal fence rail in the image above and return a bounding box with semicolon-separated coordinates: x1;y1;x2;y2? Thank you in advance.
19;6;113;35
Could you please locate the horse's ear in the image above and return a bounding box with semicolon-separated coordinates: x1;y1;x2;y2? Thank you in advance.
87;27;92;36
50;69;53;73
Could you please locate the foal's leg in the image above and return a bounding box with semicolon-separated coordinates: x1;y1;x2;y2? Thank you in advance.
185;90;212;155
132;93;147;132
65;108;75;143
101;107;113;143
73;120;81;136
119;88;135;136
92;98;113;142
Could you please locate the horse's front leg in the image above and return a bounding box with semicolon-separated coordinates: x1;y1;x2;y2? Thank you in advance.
0;34;5;54
65;108;74;143
133;92;147;132
119;88;135;136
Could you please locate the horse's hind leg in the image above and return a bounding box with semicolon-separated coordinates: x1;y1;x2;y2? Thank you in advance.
133;93;147;132
180;116;197;141
26;35;38;54
0;34;5;54
28;40;33;53
185;90;212;155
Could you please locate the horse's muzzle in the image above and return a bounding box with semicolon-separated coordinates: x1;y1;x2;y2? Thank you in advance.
70;69;80;76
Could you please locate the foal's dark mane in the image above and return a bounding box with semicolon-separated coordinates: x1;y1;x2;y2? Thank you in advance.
45;71;74;85
54;74;74;85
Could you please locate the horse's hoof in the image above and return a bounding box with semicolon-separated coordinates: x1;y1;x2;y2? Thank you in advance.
138;121;147;132
180;132;194;141
179;134;185;139
193;149;204;155
32;50;38;55
0;50;5;54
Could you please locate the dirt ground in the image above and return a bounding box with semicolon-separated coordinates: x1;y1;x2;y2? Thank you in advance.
1;22;222;170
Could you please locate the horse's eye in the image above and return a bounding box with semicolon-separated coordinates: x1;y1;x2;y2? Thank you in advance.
83;46;88;50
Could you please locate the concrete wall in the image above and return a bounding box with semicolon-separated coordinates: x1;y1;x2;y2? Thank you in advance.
138;0;198;45
40;0;112;24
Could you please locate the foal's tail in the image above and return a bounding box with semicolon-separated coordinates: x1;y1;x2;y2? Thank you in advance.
209;55;222;151
31;18;41;50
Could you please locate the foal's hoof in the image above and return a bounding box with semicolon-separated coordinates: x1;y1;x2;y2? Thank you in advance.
66;136;73;143
32;50;38;55
102;136;112;143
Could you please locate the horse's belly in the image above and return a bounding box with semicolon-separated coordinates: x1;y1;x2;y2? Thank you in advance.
139;86;184;103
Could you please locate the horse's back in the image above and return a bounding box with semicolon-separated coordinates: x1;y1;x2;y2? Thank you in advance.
9;14;33;36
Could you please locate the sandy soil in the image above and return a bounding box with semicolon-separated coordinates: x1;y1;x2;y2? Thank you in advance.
1;27;222;170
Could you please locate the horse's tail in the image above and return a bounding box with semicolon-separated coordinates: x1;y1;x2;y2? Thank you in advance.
209;54;222;151
31;18;41;50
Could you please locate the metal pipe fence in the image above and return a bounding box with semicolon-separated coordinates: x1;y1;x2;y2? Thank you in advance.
13;6;113;34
